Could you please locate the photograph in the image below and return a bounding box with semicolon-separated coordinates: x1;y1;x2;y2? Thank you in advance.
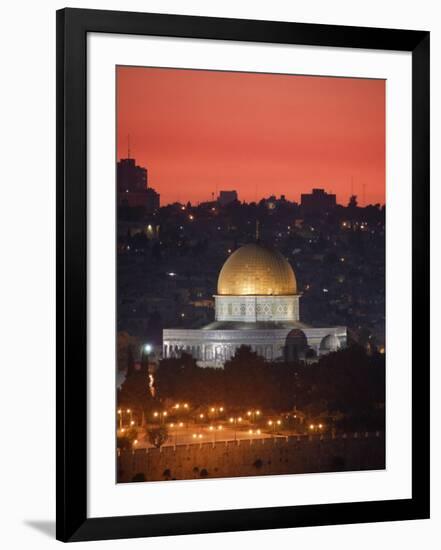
115;66;386;483
0;1;433;546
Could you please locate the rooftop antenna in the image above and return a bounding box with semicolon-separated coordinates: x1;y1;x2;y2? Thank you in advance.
127;134;131;158
350;175;354;197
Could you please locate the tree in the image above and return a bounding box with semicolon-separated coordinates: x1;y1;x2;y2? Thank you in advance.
117;331;139;372
117;436;132;450
348;195;358;209
118;360;156;421
117;427;138;450
224;346;268;407
145;426;169;448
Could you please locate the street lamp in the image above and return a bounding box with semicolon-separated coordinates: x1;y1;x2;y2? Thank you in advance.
246;409;261;424
141;343;153;366
208;425;215;443
229;417;242;441
208;425;223;444
209;406;224;420
144;343;152;354
153;411;168;424
309;423;324;433
169;422;184;447
268;419;281;436
268;420;276;436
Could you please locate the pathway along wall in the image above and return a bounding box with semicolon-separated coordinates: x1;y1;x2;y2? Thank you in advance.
118;432;385;483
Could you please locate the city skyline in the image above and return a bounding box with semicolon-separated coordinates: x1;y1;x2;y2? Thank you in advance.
117;66;385;207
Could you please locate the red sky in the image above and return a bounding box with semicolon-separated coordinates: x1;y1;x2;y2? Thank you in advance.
117;66;385;206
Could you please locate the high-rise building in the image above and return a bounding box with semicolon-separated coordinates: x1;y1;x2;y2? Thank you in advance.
218;190;238;206
117;158;148;193
117;157;160;213
300;188;336;214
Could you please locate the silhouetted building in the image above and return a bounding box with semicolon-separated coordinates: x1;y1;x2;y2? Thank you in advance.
144;187;160;212
218;190;238;206
117;158;147;193
117;157;160;213
301;188;336;214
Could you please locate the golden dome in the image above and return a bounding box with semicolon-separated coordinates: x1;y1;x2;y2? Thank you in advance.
217;243;297;296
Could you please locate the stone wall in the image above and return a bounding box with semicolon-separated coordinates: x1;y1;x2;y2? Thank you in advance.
118;432;385;483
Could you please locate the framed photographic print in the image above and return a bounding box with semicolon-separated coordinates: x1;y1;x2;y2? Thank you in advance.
56;8;430;542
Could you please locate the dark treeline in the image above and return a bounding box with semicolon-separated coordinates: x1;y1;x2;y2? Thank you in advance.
118;345;385;432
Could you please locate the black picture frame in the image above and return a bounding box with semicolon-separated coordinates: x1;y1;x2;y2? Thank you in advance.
56;8;430;542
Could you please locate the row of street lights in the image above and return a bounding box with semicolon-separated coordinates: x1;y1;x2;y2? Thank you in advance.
123;404;322;433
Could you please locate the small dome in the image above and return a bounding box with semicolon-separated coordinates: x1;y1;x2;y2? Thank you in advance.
217;243;297;296
320;334;341;351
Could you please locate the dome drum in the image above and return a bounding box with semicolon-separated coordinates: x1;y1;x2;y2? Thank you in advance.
215;294;300;323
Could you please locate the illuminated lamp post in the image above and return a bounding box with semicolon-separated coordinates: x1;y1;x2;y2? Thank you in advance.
141;343;153;366
169;422;184;447
153;410;168;424
209;406;224;420
229;416;242;441
246;409;261;424
268;419;282;437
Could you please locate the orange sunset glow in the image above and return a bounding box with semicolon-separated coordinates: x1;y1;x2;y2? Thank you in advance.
117;66;385;206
